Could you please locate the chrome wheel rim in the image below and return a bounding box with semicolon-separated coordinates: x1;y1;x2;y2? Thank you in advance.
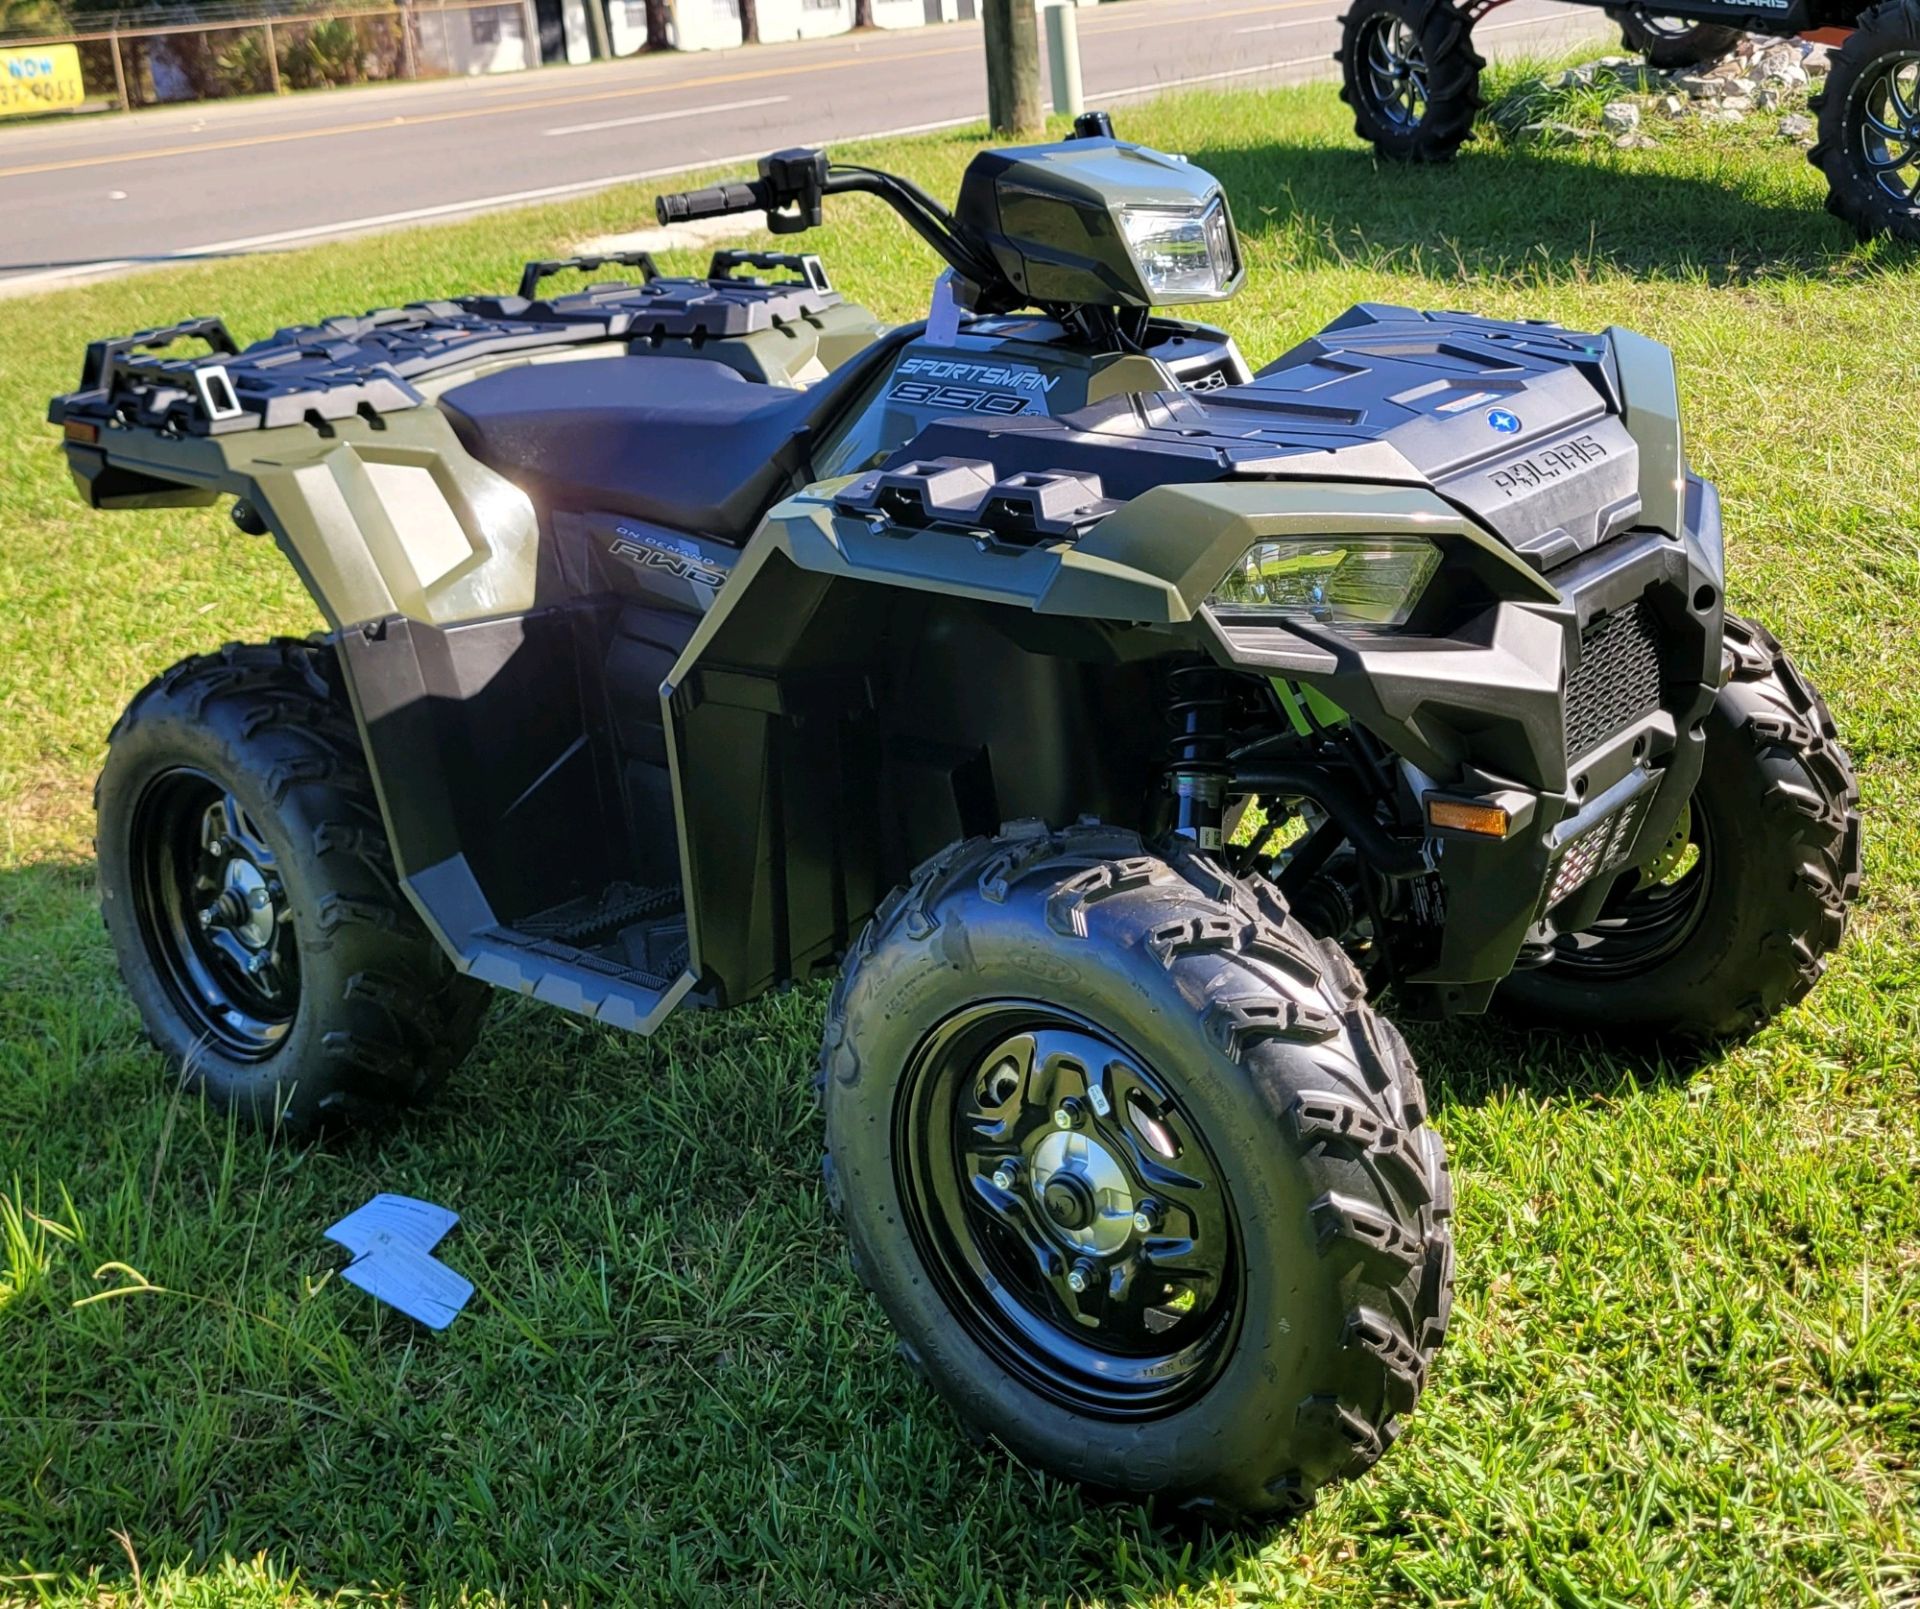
1857;53;1920;207
1362;15;1430;131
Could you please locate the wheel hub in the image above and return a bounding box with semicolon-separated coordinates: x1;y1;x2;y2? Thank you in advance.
207;857;278;951
1029;1128;1134;1255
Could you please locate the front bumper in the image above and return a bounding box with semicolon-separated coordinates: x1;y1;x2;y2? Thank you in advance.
1208;477;1726;1011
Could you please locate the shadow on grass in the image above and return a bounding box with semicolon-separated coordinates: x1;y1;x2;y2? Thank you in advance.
1185;128;1907;284
1404;1007;1718;1110
3;841;1712;1601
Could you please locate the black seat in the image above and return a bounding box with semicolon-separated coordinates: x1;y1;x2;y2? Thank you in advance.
439;344;896;543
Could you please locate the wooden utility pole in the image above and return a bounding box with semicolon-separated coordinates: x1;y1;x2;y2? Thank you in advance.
982;0;1042;137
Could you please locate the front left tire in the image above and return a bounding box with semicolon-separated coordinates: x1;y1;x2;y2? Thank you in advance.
820;821;1452;1519
96;638;488;1131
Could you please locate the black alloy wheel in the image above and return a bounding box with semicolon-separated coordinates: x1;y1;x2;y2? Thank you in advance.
821;822;1452;1518
1811;0;1920;242
130;769;300;1060
1337;0;1484;162
896;1005;1242;1419
1497;615;1861;1038
1542;800;1711;981
1606;7;1742;70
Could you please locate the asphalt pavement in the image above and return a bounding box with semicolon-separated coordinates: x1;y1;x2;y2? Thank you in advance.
0;0;1608;290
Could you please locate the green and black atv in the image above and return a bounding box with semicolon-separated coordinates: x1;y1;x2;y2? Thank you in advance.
50;118;1860;1520
1337;0;1920;242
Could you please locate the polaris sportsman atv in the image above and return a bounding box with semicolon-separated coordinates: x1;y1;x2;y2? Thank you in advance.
51;117;1860;1520
1337;0;1920;242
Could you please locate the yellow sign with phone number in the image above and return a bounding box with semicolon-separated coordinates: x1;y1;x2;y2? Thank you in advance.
0;43;86;118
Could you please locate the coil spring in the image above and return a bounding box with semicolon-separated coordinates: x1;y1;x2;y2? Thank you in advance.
1166;664;1229;768
1166;663;1229;846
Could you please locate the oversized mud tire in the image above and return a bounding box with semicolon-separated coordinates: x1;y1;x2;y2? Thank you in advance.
1605;7;1742;70
1809;0;1920;243
819;821;1452;1519
95;639;488;1131
1498;615;1861;1038
1337;0;1485;163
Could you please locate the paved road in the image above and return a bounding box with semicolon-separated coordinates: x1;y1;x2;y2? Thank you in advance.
0;0;1606;289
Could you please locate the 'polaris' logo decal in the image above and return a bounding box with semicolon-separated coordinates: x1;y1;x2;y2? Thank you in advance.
1487;408;1522;435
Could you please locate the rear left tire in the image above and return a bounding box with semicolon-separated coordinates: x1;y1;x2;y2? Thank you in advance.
820;821;1451;1519
96;639;488;1132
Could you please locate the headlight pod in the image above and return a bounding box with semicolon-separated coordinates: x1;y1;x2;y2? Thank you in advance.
1119;196;1239;301
1208;537;1442;628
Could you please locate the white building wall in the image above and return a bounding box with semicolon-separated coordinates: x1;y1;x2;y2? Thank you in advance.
421;4;531;75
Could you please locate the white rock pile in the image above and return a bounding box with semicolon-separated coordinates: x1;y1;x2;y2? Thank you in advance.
1540;33;1832;148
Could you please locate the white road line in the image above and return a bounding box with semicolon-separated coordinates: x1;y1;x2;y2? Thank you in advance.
2;9;1602;294
1232;17;1328;32
544;93;789;137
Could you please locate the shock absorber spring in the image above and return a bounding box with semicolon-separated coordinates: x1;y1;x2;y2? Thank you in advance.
1165;662;1230;851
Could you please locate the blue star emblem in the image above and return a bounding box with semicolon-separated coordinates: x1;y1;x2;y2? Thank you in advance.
1487;408;1521;435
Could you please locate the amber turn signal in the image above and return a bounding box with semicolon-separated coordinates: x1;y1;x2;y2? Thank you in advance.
1427;798;1512;838
63;420;100;445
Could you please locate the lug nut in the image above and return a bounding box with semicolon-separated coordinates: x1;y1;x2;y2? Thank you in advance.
1066;1259;1097;1295
1131;1199;1163;1236
990;1161;1020;1192
208;838;225;858
1052;1098;1085;1131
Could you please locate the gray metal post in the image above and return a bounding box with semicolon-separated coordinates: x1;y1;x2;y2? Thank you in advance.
1043;1;1082;118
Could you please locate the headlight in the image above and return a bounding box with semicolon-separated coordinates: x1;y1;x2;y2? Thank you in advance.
1119;196;1239;301
1208;537;1441;628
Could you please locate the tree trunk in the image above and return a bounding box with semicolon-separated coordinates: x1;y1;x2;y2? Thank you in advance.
644;0;670;49
738;0;759;42
982;0;1042;136
853;0;874;26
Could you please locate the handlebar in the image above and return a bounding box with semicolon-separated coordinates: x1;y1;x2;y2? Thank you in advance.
655;178;772;226
652;147;1009;305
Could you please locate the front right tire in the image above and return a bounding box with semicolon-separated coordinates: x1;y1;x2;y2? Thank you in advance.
820;821;1451;1519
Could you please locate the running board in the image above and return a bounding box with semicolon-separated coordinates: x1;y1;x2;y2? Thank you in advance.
405;854;694;1034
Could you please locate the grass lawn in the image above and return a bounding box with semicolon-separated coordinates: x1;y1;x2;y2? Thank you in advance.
2;61;1918;1607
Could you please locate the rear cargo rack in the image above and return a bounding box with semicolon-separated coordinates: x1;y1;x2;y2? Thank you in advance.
50;260;845;440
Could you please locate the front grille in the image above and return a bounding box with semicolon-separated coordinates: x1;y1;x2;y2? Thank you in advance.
1565;600;1662;761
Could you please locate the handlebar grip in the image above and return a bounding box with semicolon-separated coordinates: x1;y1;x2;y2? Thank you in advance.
655;179;767;225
